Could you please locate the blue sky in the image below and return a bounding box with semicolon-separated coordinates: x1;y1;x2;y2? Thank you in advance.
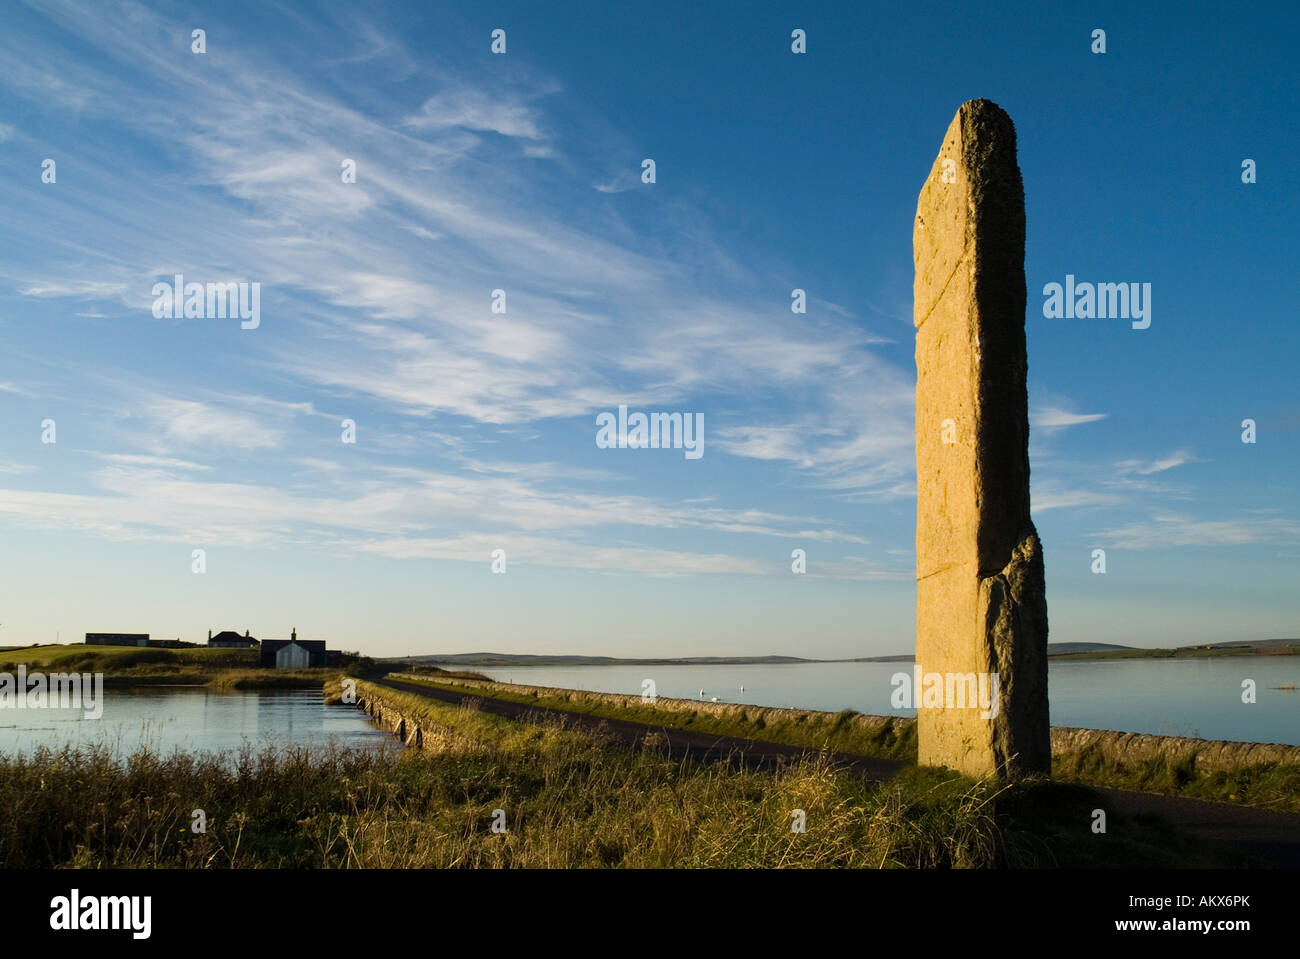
0;0;1296;658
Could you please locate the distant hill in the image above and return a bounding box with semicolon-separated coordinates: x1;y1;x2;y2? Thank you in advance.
1192;638;1299;649
1049;639;1300;661
1046;642;1136;655
378;640;1300;667
845;643;1137;662
383;642;1141;667
382;652;816;667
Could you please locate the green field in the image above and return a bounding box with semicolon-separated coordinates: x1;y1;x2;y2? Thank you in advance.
0;644;337;688
0;643;256;667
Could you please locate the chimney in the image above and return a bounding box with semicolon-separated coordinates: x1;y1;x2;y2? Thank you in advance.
208;629;212;641
245;629;249;637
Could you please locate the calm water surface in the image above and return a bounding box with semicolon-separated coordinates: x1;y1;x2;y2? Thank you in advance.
482;658;1300;746
3;659;1295;759
0;687;398;760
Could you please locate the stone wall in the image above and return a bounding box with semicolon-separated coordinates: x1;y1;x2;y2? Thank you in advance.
385;673;913;743
365;673;1300;774
1050;726;1300;775
354;685;429;748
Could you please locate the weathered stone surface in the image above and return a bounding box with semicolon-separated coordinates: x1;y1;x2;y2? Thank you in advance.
1051;726;1300;776
913;99;1049;778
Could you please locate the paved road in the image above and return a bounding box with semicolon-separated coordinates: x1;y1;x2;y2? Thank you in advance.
372;675;1300;868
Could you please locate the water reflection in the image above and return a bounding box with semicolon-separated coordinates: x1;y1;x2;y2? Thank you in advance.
0;686;398;761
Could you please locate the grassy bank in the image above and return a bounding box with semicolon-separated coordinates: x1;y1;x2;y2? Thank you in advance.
0;644;340;689
388;673;918;760
0;683;1249;868
389;673;1300;813
0;644;257;671
206;668;340;689
1053;743;1300;813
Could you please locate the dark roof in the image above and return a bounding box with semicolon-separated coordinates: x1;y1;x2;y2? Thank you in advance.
261;639;327;652
211;630;253;643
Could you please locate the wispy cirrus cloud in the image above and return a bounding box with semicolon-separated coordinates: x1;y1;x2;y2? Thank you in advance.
0;456;864;572
2;0;1251;598
18;280;130;300
138;398;285;451
1031;486;1126;513
91;453;213;471
1030;405;1108;430
1115;450;1196;475
403;87;549;140
1091;513;1300;550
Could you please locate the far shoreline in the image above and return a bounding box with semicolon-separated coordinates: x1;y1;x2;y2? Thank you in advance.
387;640;1300;670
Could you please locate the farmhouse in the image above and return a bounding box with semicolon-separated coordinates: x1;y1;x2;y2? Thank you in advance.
207;629;259;649
260;628;330;668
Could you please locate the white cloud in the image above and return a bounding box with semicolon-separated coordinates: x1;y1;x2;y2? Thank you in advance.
142;398;284;451
0;458;864;570
1092;514;1300;550
0;3;974;574
404;87;545;139
352;533;767;577
18;280;129;299
1031;488;1126;513
594;171;640;193
93;453;214;471
1031;406;1108;430
1116;450;1195;475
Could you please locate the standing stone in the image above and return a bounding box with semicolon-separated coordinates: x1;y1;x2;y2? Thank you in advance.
913;99;1049;778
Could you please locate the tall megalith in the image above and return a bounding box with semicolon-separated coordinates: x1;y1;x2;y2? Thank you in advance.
913;99;1049;778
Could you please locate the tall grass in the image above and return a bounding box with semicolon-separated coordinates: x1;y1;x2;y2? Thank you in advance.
206;668;336;690
1052;742;1300;813
0;689;1244;868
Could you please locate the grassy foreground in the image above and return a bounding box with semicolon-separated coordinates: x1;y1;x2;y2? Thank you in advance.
390;674;1300;814
0;681;1245;868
